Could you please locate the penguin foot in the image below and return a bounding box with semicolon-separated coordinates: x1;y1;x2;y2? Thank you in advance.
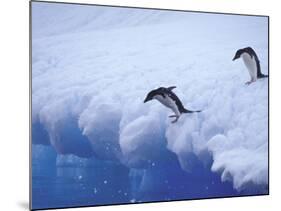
170;116;179;123
169;115;178;118
245;78;257;85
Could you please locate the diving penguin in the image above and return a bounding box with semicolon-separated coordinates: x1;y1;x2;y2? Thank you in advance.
233;47;268;85
144;86;201;123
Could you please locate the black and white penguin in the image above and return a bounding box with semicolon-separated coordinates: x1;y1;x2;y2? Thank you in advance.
233;47;268;85
144;86;201;123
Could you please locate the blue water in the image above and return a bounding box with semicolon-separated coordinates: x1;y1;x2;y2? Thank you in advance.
31;144;258;210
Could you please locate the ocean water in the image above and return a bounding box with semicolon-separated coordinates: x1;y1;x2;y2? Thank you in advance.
32;145;243;210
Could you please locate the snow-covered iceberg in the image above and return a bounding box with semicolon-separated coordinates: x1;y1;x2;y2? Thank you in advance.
31;2;268;208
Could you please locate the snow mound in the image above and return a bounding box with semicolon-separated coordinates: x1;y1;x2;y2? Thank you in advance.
120;108;166;168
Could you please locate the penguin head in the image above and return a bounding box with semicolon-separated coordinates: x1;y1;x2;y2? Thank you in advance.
144;90;156;103
232;49;243;61
144;87;171;103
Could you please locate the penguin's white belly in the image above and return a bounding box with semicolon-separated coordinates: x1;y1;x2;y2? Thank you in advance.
242;53;257;80
154;95;180;116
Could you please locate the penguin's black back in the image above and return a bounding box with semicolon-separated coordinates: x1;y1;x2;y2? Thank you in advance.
157;87;188;113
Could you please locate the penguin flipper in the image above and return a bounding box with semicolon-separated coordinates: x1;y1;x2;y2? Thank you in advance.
167;86;176;91
160;93;166;98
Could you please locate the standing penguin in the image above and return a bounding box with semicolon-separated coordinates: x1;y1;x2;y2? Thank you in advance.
144;86;201;123
233;47;268;85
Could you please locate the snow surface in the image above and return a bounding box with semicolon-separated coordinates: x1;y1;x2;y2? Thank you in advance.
32;2;268;192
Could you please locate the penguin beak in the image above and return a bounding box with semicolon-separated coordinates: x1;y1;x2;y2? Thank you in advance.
232;54;239;61
144;96;151;103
